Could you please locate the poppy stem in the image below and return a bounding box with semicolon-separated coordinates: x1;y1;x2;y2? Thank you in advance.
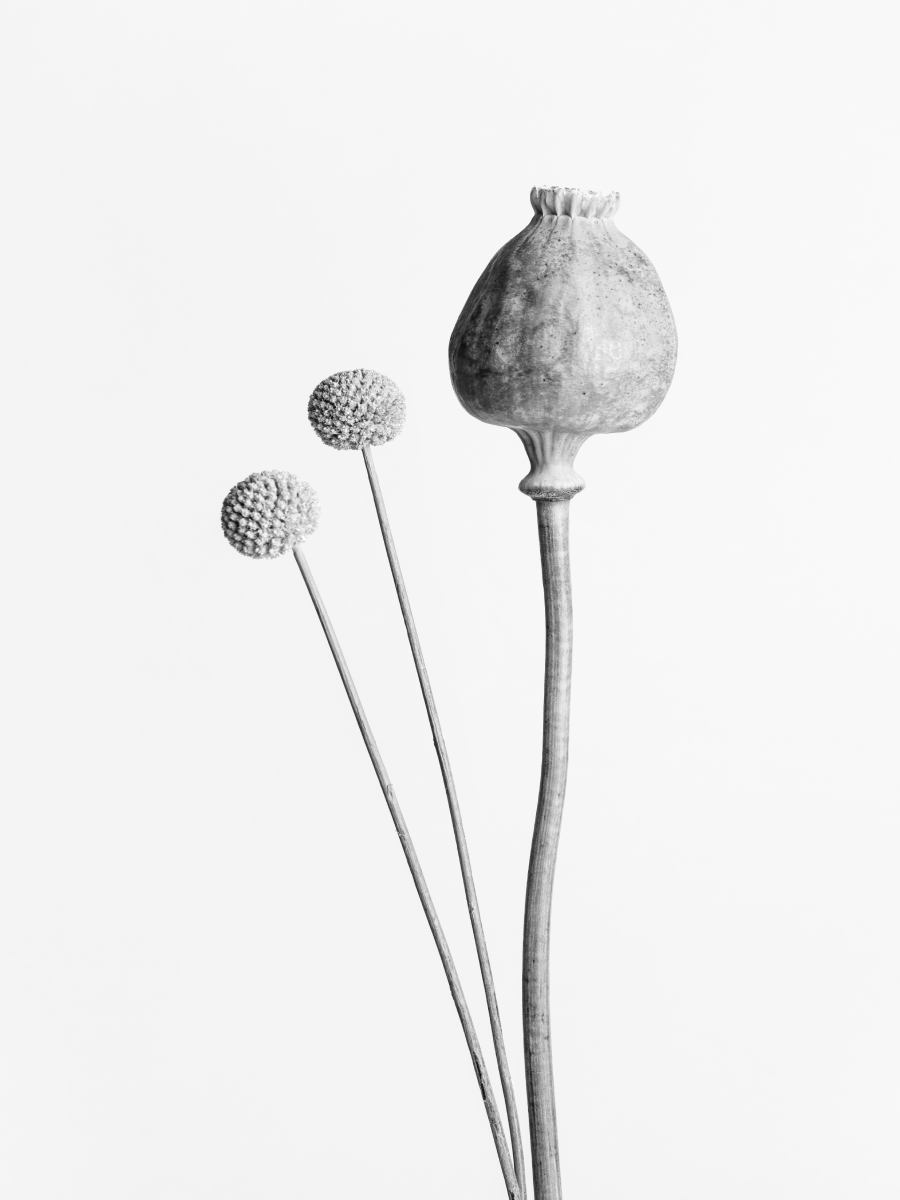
523;499;573;1200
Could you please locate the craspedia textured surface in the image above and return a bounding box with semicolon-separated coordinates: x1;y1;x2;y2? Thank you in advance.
221;471;320;558
308;368;406;450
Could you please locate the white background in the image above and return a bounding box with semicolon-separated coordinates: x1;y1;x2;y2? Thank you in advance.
1;1;897;1197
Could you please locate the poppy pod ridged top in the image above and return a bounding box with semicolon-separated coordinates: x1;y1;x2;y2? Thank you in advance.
449;185;677;499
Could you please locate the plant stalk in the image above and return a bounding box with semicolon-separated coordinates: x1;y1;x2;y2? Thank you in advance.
292;546;521;1200
362;445;528;1197
523;499;573;1200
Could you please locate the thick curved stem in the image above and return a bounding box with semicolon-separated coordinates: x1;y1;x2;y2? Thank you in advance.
362;446;528;1197
523;499;573;1200
292;547;521;1200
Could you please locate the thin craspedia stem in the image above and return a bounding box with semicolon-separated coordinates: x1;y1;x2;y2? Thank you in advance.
522;500;573;1200
362;445;529;1198
291;546;521;1200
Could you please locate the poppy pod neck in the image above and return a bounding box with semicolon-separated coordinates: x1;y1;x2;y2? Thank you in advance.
515;429;589;501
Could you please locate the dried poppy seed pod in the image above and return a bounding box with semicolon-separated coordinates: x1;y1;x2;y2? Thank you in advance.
221;470;319;558
449;185;677;499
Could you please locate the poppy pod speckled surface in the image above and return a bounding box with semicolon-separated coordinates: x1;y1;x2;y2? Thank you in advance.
449;185;677;499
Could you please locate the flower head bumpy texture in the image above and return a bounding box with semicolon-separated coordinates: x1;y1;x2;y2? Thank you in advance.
308;368;406;450
221;471;320;558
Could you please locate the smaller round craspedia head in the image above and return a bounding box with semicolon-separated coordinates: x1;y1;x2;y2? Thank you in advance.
308;368;406;450
221;471;320;558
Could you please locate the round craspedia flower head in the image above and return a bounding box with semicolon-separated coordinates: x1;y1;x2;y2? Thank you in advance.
308;368;406;450
221;471;320;558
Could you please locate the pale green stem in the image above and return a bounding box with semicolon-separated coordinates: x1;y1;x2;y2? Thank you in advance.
362;444;528;1198
292;546;521;1200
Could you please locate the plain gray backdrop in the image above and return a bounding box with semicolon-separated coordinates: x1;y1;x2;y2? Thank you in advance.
1;1;897;1197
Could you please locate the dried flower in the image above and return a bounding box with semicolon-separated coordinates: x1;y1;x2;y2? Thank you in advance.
221;471;319;558
308;368;406;450
449;185;677;499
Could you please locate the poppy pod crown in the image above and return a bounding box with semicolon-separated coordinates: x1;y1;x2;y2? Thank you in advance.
449;184;677;499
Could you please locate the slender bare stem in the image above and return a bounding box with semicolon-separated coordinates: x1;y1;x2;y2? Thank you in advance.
292;546;521;1200
523;500;573;1200
362;445;528;1197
